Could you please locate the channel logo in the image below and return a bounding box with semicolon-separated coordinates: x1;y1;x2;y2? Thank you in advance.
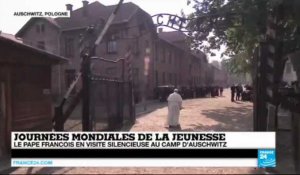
258;149;276;168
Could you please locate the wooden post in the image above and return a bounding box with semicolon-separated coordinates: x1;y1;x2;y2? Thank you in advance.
117;82;123;128
106;82;112;130
54;106;64;131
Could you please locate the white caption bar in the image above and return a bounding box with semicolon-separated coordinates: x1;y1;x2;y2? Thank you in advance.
12;132;276;149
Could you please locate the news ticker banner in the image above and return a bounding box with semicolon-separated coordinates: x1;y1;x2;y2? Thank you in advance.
11;132;276;168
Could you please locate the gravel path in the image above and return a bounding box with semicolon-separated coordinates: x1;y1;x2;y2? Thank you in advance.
131;89;253;132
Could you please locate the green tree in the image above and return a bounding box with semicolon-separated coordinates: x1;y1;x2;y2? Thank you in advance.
186;0;300;74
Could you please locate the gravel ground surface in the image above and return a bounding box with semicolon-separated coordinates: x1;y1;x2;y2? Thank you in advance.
8;89;268;174
131;89;253;132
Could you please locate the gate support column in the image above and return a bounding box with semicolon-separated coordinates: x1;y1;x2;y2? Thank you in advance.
82;53;92;131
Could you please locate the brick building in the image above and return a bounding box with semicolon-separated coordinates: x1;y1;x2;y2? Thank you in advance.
15;1;227;102
157;30;209;89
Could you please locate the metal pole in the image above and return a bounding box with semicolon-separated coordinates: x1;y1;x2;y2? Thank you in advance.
82;52;91;131
81;0;124;131
94;0;124;47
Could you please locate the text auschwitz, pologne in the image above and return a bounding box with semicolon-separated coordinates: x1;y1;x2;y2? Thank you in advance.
13;12;69;17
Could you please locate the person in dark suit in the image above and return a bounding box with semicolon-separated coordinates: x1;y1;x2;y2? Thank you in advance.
220;86;224;96
236;84;243;101
230;85;236;102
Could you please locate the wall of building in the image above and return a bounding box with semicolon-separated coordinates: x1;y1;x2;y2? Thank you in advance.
16;4;227;102
20;19;63;101
154;39;182;87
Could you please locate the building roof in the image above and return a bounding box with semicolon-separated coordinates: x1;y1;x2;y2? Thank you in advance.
191;51;208;63
157;31;187;52
57;2;139;29
210;63;222;71
16;17;61;37
158;31;187;43
0;32;23;43
16;1;140;36
55;1;106;30
158;31;208;62
0;33;68;64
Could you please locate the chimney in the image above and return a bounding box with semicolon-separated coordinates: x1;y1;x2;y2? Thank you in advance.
66;4;73;16
66;4;73;11
158;28;163;33
82;0;89;16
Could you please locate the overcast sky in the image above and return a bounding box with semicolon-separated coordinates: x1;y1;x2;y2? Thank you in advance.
0;0;223;62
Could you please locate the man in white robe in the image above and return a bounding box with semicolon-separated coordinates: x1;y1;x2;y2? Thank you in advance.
167;89;183;128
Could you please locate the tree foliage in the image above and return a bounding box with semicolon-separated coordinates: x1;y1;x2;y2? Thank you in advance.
186;0;300;74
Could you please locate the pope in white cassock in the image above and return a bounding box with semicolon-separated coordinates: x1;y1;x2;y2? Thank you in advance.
167;89;183;128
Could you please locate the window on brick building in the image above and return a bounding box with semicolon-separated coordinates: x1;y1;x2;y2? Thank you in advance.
133;37;139;55
65;38;74;58
36;24;45;33
174;55;176;66
107;35;117;54
169;73;172;84
165;49;169;63
162;48;166;63
36;25;40;33
155;44;158;61
155;71;159;85
37;41;45;50
139;23;146;34
169;51;172;64
133;68;139;84
120;28;128;38
41;24;45;33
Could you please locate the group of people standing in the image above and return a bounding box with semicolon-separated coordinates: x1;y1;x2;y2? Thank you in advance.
230;84;243;102
210;86;224;97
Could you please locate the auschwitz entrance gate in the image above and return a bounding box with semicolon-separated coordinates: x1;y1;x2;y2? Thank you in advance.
53;0;135;132
53;56;135;132
90;75;135;131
